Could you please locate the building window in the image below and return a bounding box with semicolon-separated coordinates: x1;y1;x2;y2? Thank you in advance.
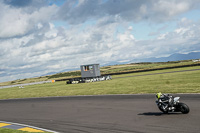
89;66;93;70
84;66;89;71
84;65;93;71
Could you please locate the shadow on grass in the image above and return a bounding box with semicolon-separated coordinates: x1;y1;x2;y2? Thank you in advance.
138;112;182;116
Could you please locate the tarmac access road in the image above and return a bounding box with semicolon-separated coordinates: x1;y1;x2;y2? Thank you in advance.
0;94;200;133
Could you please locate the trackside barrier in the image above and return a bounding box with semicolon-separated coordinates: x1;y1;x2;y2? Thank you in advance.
0;80;55;89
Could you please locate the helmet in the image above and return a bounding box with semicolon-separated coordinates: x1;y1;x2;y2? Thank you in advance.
156;92;162;99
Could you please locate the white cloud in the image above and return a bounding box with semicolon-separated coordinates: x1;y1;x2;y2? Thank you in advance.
175;28;189;35
37;23;43;29
128;26;133;30
153;1;190;16
57;0;200;24
157;33;167;40
0;2;57;38
1;0;200;82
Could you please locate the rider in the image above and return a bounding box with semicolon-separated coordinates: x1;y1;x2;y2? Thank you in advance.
156;92;174;109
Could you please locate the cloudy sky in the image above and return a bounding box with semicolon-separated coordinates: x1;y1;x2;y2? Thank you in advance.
0;0;200;82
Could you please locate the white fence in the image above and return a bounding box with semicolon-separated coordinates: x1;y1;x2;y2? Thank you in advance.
0;81;53;89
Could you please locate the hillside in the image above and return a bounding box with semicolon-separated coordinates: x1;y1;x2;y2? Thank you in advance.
129;52;200;63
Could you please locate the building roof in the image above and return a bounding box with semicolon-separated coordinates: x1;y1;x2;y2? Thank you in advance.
80;64;100;66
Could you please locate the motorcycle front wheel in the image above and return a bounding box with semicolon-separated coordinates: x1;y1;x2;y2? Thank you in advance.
158;106;168;114
178;103;190;114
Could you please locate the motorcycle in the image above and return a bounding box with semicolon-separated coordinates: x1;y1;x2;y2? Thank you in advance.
156;94;190;114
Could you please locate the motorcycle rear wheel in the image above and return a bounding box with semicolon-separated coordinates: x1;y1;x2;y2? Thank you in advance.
178;103;190;114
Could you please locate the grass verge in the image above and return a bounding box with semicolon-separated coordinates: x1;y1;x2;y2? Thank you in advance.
0;66;200;100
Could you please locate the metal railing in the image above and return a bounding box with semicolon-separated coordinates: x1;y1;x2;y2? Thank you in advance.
0;81;54;89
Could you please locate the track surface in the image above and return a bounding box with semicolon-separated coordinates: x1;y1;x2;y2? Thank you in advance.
0;94;200;133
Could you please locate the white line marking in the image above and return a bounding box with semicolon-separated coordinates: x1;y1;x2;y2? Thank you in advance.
0;121;59;133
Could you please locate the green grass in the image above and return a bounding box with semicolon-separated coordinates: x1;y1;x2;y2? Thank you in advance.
0;128;49;133
0;66;200;100
1;60;199;87
100;60;199;74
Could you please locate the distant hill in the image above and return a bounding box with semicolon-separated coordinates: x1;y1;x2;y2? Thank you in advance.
131;52;200;63
104;52;200;66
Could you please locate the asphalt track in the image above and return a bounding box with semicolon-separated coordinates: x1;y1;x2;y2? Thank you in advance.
0;94;200;133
